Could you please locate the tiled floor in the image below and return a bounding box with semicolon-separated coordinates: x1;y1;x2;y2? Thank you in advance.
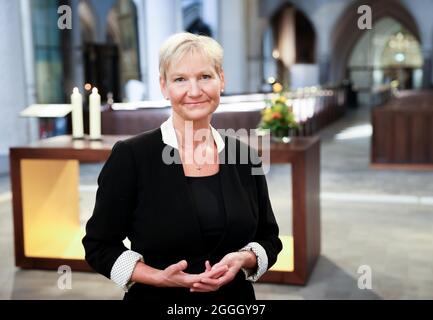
1;104;432;299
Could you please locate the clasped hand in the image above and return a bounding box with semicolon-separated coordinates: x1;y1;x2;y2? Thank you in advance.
156;252;247;293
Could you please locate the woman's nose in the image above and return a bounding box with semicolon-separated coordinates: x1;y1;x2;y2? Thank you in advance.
188;80;202;97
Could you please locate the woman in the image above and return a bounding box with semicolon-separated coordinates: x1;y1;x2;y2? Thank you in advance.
82;32;282;301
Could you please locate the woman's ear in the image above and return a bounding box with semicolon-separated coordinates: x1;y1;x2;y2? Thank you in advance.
219;69;225;92
159;76;169;99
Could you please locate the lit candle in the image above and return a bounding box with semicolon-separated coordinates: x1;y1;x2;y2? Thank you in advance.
71;87;84;139
89;87;101;140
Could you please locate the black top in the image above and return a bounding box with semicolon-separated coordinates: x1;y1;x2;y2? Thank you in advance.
82;128;282;301
185;172;226;251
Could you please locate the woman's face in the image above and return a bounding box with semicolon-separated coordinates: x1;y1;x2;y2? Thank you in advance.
160;50;225;122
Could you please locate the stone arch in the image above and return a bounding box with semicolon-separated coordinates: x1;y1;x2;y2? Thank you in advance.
330;0;421;83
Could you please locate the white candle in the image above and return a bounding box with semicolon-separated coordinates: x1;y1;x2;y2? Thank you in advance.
71;87;84;139
89;87;101;140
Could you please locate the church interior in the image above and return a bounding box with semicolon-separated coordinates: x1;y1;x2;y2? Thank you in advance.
0;0;432;300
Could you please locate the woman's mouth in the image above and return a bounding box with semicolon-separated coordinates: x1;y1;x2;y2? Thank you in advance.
184;101;208;106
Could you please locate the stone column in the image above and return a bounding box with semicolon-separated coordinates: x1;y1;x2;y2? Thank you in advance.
246;0;265;92
219;0;247;94
421;48;432;88
143;0;182;100
202;0;219;39
318;53;331;85
70;0;84;92
0;0;32;173
132;0;147;93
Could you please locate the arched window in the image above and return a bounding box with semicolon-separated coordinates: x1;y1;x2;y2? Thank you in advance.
348;17;423;96
32;0;66;104
31;0;72;137
78;0;97;44
265;4;316;88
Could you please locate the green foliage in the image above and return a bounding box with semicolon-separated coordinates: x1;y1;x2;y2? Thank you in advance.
258;94;299;137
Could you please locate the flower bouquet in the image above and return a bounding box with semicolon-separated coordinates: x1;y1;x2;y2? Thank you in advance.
258;83;299;143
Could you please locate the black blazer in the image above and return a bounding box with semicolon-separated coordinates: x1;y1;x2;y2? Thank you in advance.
82;128;282;300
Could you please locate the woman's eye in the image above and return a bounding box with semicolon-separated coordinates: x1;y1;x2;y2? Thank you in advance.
201;74;212;80
174;77;185;82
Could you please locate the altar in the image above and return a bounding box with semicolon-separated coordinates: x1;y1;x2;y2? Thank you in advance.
10;134;320;285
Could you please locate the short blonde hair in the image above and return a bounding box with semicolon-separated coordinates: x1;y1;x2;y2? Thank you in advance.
159;32;224;80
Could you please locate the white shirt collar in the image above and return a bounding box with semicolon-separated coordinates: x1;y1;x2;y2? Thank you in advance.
160;115;225;153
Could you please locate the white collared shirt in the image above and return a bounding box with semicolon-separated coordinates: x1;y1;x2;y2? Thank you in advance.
160;115;226;153
110;117;268;291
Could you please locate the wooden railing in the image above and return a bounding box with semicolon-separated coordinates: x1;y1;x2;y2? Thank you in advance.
287;86;347;136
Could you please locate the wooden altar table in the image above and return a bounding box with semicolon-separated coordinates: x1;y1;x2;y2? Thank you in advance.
10;135;320;285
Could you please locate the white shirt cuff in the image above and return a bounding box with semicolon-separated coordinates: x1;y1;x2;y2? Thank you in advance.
110;250;143;292
238;242;268;282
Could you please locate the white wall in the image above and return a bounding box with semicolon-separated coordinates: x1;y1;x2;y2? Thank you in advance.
290;64;319;88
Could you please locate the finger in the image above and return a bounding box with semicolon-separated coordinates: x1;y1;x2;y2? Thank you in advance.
211;264;228;273
206;265;228;278
181;271;205;283
200;277;222;286
179;271;202;284
194;282;216;290
200;270;228;286
211;261;230;272
166;260;188;274
211;262;223;270
210;271;235;286
191;282;218;292
205;260;212;272
206;269;227;280
191;288;212;293
202;266;224;276
190;288;214;292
